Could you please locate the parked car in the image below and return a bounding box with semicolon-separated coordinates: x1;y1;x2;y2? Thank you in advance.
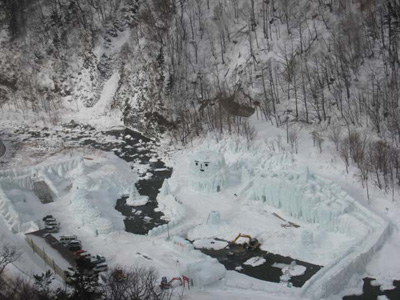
90;255;106;267
42;215;54;221
45;220;60;227
93;262;108;273
45;224;59;233
60;235;78;245
67;241;82;251
75;250;91;261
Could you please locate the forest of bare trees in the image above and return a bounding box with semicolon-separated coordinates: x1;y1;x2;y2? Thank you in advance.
1;0;400;194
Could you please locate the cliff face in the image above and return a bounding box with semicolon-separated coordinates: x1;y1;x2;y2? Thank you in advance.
0;0;162;134
1;1;400;143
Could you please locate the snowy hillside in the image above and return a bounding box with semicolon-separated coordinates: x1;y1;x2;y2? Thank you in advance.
1;0;400;300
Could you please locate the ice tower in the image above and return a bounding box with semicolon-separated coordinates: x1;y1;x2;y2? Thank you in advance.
189;150;229;193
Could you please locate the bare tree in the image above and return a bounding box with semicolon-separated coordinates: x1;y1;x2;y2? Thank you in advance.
328;124;342;151
0;244;21;278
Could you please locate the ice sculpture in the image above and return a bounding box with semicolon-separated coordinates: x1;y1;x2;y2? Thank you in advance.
159;179;171;197
189;150;229;193
206;210;221;225
126;182;148;206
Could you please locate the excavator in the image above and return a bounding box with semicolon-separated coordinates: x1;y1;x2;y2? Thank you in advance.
160;276;190;289
228;233;260;251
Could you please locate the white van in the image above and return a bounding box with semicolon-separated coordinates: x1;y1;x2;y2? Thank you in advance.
60;235;78;245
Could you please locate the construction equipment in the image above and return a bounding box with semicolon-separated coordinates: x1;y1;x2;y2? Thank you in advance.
160;276;190;289
228;233;260;251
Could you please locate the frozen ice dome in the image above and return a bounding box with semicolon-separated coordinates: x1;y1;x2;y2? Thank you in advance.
94;217;113;235
73;175;95;190
84;208;101;225
206;210;221;225
71;197;91;214
189;150;229;193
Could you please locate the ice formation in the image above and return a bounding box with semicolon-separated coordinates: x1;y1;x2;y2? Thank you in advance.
0;185;21;233
206;210;221;225
244;257;266;267
181;257;226;288
159;179;170;197
243;167;389;299
69;187;113;234
301;230;314;248
245;170;380;237
126;183;148;206
189;150;229;193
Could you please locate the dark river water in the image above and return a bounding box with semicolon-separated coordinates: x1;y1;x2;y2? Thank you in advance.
80;128;173;235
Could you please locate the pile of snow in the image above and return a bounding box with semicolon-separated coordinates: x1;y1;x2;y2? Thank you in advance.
273;261;307;277
193;238;228;250
187;212;232;242
243;257;267;267
189;150;229;193
181;257;226;288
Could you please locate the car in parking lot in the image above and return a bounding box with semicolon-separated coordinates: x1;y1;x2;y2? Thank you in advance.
67;240;82;251
60;235;78;245
93;262;108;273
42;215;54;222
45;224;59;233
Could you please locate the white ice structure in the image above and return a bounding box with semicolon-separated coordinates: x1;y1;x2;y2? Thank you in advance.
70;187;113;235
147;181;185;236
189;150;229;193
206;210;221;225
159;179;170;197
0;157;84;233
181;257;226;288
126;183;148;206
243;168;389;299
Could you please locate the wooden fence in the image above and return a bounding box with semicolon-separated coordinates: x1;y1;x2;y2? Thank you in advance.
25;236;67;281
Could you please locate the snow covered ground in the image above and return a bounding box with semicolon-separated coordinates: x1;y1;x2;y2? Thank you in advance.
0;113;399;299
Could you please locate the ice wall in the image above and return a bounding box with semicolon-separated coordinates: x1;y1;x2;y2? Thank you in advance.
0;157;84;179
0;185;21;233
301;220;390;299
147;193;185;236
0;175;34;191
246;171;382;237
244;169;389;299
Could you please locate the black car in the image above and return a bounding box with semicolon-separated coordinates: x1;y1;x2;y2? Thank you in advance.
68;241;82;252
42;215;54;221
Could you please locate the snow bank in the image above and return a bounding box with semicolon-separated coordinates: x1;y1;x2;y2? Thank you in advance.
244;257;267;267
193;238;228;250
181;257;226;288
301;220;390;299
